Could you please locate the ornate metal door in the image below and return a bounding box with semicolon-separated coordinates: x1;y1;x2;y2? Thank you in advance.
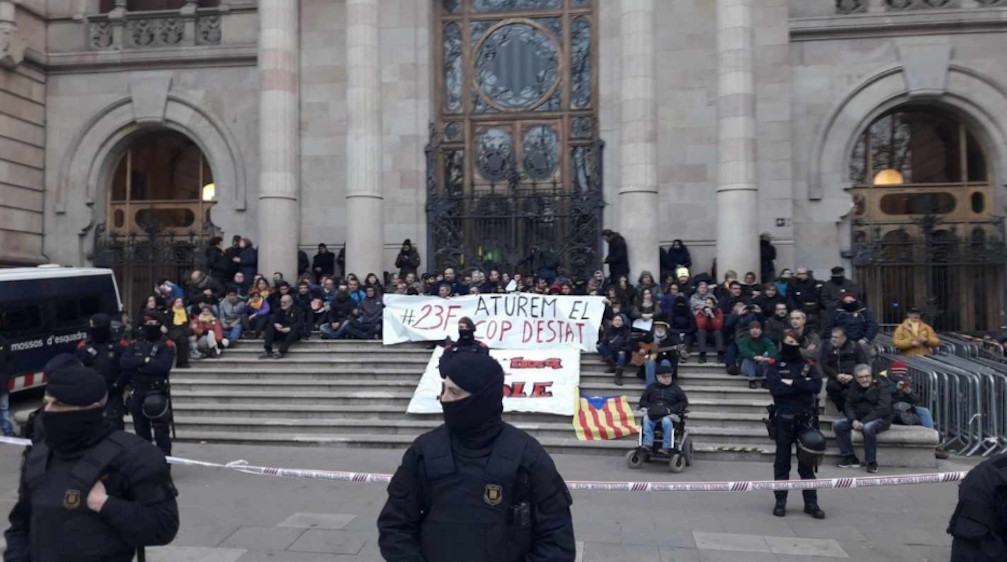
851;217;1007;331
93;221;211;320
428;0;603;278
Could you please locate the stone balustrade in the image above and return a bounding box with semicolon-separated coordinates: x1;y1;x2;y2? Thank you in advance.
86;7;223;51
837;0;1006;14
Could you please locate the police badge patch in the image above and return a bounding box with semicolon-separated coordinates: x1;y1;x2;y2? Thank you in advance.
64;489;81;510
484;484;503;506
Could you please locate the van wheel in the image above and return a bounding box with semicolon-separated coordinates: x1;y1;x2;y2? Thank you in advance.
668;454;686;473
625;450;644;469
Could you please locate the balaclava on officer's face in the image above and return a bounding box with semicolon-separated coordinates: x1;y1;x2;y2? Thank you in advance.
143;321;162;341
42;366;110;454
439;354;504;443
457;317;476;344
779;336;802;362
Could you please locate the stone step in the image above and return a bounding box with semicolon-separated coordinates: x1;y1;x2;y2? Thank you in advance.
170;390;773;415
168;403;781;428
168;377;772;403
165;427;937;467
222;347;433;360
163;415;873;448
169;429;773;461
177;368;750;386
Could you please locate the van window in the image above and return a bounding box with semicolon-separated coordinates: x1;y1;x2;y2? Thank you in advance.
1;304;42;334
80;296;102;318
55;298;79;325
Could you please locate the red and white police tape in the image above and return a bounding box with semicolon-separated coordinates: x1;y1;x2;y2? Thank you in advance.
0;435;969;492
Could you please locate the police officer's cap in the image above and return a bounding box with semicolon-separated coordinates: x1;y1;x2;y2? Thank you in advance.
439;352;503;393
46;366;107;406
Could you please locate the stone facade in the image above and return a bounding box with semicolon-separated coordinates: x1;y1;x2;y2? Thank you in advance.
9;0;1007;287
0;0;46;266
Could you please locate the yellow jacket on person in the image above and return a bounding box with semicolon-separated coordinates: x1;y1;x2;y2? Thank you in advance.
893;319;940;357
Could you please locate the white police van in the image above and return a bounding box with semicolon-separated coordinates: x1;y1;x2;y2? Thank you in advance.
1;266;122;393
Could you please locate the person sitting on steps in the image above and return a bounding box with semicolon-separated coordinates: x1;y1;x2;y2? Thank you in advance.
598;314;631;386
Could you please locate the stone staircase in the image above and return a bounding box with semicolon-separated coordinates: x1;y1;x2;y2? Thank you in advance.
165;340;939;467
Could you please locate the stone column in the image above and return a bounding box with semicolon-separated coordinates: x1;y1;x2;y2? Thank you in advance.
618;0;659;280
344;0;384;278
715;0;759;281
256;0;299;278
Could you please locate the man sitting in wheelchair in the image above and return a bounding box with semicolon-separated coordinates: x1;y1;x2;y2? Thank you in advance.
638;363;689;455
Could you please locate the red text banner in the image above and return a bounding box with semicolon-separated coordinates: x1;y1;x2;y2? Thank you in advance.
406;347;580;416
383;294;606;352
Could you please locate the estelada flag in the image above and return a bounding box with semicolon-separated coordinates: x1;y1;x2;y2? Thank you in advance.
573;394;639;441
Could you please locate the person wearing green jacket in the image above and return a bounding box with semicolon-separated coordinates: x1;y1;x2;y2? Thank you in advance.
738;320;778;389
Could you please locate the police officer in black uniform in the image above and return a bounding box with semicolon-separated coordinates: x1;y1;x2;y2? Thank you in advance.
4;365;179;561
766;329;826;519
121;313;177;456
947;452;1007;561
439;316;489;369
378;352;576;562
20;354;85;448
76;313;130;430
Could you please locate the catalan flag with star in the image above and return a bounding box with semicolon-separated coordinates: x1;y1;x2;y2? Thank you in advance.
573;393;639;441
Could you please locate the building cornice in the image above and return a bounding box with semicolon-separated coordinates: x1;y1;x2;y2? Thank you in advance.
791;7;1007;41
37;44;257;74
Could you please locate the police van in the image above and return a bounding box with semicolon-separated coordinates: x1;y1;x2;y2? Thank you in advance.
1;266;122;393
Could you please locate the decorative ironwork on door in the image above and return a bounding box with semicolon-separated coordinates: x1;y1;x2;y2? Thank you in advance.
428;0;603;277
851;217;1007;332
92;216;214;320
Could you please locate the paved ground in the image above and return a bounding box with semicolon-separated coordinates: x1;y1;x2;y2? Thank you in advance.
0;437;974;562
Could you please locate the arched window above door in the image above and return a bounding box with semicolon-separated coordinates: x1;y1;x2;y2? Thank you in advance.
108;130;215;235
850;108;988;186
848;107;992;223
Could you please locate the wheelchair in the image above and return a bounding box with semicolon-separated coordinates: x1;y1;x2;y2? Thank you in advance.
625;410;694;473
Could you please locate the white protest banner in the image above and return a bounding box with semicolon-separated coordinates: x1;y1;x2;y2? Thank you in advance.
406;347;580;416
383;294;606;352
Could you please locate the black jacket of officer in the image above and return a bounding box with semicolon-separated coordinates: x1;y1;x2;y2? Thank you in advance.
4;366;179;562
378;352;576;562
948;453;1007;561
766;332;824;517
120;317;175;389
76;314;130;427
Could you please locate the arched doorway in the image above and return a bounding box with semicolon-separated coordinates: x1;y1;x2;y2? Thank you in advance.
848;107;1007;331
94;130;219;317
426;0;604;277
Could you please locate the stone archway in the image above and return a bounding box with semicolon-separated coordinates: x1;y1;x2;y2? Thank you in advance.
46;77;247;267
798;59;1007;276
805;60;1007;331
809;63;1007;219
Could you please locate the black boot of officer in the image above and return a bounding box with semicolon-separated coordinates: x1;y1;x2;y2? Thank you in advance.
3;365;179;561
947;452;1007;561
378;352;576;562
766;330;826;519
121;314;177;456
76;313;130;430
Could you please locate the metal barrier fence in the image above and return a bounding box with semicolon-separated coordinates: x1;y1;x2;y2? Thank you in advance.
873;333;1007;457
